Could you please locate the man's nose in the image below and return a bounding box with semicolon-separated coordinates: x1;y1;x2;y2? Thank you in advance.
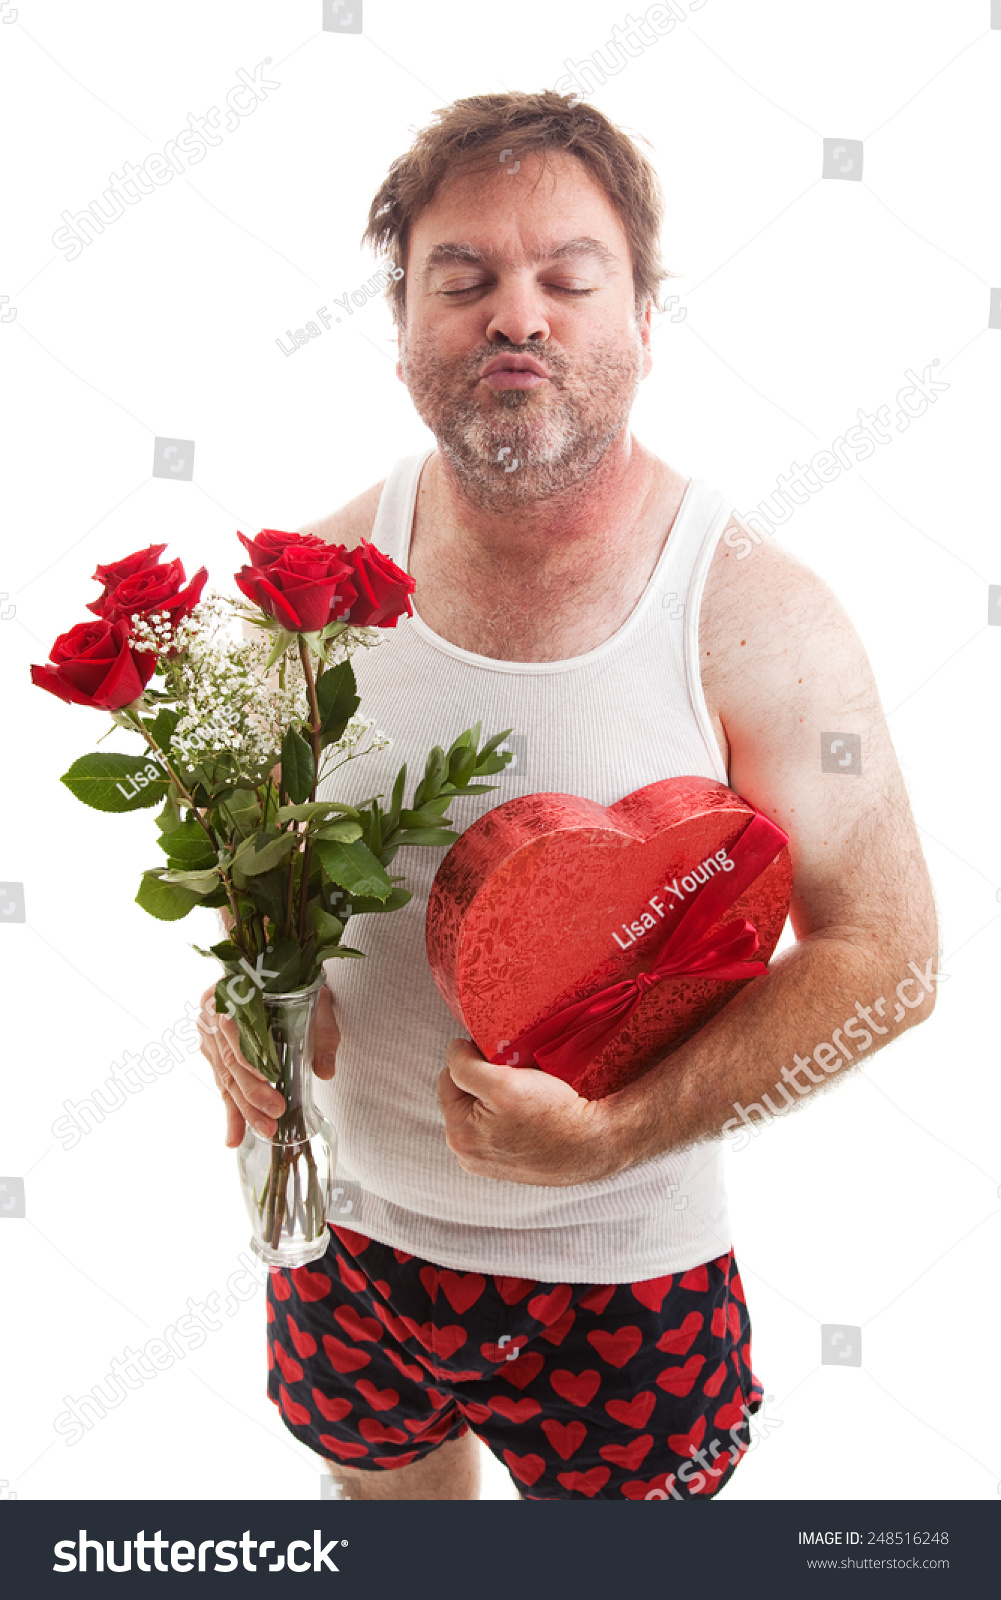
484;280;550;347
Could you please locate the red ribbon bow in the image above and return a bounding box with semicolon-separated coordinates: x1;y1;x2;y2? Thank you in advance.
489;809;789;1085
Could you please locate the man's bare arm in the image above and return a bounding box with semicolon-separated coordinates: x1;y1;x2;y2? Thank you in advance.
299;479;385;550
607;528;939;1163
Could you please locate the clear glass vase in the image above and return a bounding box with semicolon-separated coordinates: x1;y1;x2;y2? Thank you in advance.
236;978;338;1267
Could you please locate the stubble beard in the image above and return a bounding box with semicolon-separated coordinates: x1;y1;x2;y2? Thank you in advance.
399;331;645;511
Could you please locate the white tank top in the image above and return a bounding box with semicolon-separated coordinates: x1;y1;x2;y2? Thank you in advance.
315;448;735;1281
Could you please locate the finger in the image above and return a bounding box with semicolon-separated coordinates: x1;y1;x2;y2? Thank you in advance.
217;1014;286;1105
444;1038;517;1107
312;985;340;1079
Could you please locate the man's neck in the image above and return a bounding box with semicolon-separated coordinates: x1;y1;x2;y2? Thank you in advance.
414;433;660;577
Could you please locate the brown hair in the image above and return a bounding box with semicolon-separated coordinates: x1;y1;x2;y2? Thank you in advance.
361;90;670;325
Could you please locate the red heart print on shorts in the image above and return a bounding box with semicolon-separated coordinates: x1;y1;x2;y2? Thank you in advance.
679;1264;708;1292
621;1472;678;1500
334;1305;383;1344
540;1418;587;1460
657;1311;704;1355
631;1275;673;1313
494;1276;535;1305
503;1450;547;1487
269;1270;291;1301
557;1466;610;1498
374;1450;418;1469
703;1360;728;1397
292;1265;333;1303
384;1348;425;1383
527;1284;573;1325
668;1414;706;1457
714;1389;747;1430
359;1418;408;1446
481;1335;528;1364
461;1401;493;1425
439;1271;487;1314
605;1391;656;1429
311;1388;352;1422
500;1350;545;1390
333;1227;370;1254
578;1284;616;1314
587;1326;642;1368
322;1334;371;1375
279;1384;310;1426
599;1434;653;1471
335;1255;367;1293
489;1395;542;1423
656;1355;705;1396
355;1379;399;1412
273;1342;304;1385
287;1316;318;1359
539;1310;575;1346
550;1369;601;1407
320;1435;367;1460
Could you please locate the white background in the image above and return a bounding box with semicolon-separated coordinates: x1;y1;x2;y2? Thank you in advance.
1;0;998;1503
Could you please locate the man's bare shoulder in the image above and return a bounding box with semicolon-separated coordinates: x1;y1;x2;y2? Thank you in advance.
298;479;386;552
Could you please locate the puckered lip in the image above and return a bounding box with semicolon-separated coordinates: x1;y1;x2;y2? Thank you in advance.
480;353;551;380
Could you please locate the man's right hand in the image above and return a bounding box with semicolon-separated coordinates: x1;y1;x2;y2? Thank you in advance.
196;983;340;1147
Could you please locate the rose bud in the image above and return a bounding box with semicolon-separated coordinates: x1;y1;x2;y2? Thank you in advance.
237;528;343;569
30;618;157;710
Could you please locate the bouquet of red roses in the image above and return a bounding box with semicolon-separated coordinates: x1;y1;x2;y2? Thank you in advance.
33;530;511;1263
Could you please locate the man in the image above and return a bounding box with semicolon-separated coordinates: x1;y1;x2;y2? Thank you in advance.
197;92;937;1501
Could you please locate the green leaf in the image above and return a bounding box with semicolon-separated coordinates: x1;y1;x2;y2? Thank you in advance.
395;827;460;847
213;981;280;1083
61;752;170;812
281;726;315;805
161;867;219;893
341;886;412;917
157;819;217;869
315;837;393;901
232;830;296;878
265;629;296;670
448;745;478;787
136;871;201;921
386;762;407;833
243;866;287;926
477;727;514;762
154;794;184;836
276;800;360;823
315;944;365;961
316;659;360;742
143;708;181;750
260;937;303;993
413;745;447;810
310;906;344;945
398;799;454;827
209;939;243;961
313;818;363;843
219;788;262;836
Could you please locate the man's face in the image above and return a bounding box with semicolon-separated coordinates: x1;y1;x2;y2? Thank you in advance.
397;150;653;507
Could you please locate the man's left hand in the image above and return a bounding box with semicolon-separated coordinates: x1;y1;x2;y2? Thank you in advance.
438;1039;622;1186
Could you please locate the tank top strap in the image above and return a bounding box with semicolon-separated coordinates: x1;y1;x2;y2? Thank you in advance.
369;448;434;568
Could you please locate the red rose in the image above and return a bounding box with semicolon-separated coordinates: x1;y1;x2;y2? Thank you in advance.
237;528;336;569
31;618;157;710
346;541;415;628
88;543;167;610
235;544;358;632
88;557;208;626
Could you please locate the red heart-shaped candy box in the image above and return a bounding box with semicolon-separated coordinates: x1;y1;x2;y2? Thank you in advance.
426;776;793;1099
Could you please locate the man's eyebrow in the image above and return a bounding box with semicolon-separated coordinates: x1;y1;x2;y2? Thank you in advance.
422;237;620;274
